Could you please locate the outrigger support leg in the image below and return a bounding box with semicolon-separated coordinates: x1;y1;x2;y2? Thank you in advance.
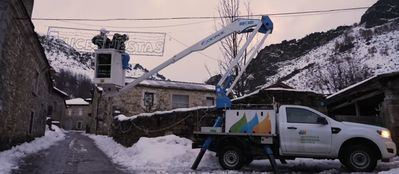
191;116;223;170
263;145;280;174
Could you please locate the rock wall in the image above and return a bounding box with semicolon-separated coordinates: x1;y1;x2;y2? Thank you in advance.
112;107;216;147
112;89;326;147
0;0;53;150
89;83;216;136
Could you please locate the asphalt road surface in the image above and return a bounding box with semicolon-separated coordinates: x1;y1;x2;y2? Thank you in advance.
12;132;127;174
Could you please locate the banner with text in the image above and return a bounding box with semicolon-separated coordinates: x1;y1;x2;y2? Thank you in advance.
47;26;166;56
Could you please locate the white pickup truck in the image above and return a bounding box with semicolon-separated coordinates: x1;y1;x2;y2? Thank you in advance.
192;105;397;172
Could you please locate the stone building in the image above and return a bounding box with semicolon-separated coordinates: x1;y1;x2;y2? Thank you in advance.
118;78;216;115
325;71;399;148
48;87;68;126
64;98;91;131
89;78;216;135
0;0;57;150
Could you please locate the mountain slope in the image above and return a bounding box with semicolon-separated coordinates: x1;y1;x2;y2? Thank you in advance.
240;0;399;94
38;35;166;80
264;19;399;93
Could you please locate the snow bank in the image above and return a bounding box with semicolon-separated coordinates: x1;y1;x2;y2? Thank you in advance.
0;125;65;174
377;157;399;174
86;133;399;173
86;134;220;172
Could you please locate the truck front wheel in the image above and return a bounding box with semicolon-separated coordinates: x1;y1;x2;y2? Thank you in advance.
218;146;245;170
342;145;377;172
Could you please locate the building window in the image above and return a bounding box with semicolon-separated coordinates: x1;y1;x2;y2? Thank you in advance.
77;121;82;129
172;94;189;109
29;112;34;134
48;105;53;116
96;54;112;78
205;97;215;106
143;92;155;109
78;108;83;116
67;109;72;116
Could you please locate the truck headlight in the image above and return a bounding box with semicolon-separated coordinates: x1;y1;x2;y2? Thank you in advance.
377;130;391;139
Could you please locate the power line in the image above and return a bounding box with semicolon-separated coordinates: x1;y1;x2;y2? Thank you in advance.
166;33;220;62
30;6;369;21
58;20;213;29
47;26;166;35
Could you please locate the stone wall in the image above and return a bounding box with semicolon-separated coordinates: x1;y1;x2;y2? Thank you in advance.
0;0;53;150
382;76;399;148
48;89;67;126
90;84;215;135
89;85;114;135
112;89;326;147
113;108;216;147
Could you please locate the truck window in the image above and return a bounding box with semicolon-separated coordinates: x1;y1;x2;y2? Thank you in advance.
286;107;321;124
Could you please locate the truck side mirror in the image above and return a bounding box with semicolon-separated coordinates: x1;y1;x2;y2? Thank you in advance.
317;117;328;125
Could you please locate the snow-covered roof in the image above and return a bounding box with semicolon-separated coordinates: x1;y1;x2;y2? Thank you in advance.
234;85;321;101
97;86;104;92
326;71;399;100
116;106;214;121
326;76;376;100
66;98;89;106
53;87;68;97
125;77;215;92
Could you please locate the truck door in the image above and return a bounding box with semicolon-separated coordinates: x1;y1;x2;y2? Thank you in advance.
280;107;332;156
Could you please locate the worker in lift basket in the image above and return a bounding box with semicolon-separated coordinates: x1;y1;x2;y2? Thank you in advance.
92;28;111;49
109;33;131;70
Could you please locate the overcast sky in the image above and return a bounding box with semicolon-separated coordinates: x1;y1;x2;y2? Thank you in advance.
32;0;377;83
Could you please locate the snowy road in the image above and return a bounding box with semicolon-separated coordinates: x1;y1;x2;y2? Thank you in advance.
8;132;399;174
11;132;127;174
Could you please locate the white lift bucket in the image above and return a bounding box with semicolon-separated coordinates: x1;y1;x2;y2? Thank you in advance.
93;49;126;87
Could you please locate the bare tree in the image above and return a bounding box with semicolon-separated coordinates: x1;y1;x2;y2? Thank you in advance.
307;57;373;94
216;0;251;97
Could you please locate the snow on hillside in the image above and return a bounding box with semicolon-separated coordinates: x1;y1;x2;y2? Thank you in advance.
258;18;399;93
39;36;166;80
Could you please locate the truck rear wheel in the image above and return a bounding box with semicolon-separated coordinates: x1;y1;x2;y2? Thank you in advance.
218;146;245;170
342;145;377;172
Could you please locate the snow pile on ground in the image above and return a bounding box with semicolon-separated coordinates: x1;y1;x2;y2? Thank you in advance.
378;157;399;174
86;134;220;172
0;125;65;174
86;133;399;173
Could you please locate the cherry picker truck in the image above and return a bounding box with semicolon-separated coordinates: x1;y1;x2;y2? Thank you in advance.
103;11;396;173
98;14;396;173
116;15;276;172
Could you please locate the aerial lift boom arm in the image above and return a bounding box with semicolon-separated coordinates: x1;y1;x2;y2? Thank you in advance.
120;16;272;94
